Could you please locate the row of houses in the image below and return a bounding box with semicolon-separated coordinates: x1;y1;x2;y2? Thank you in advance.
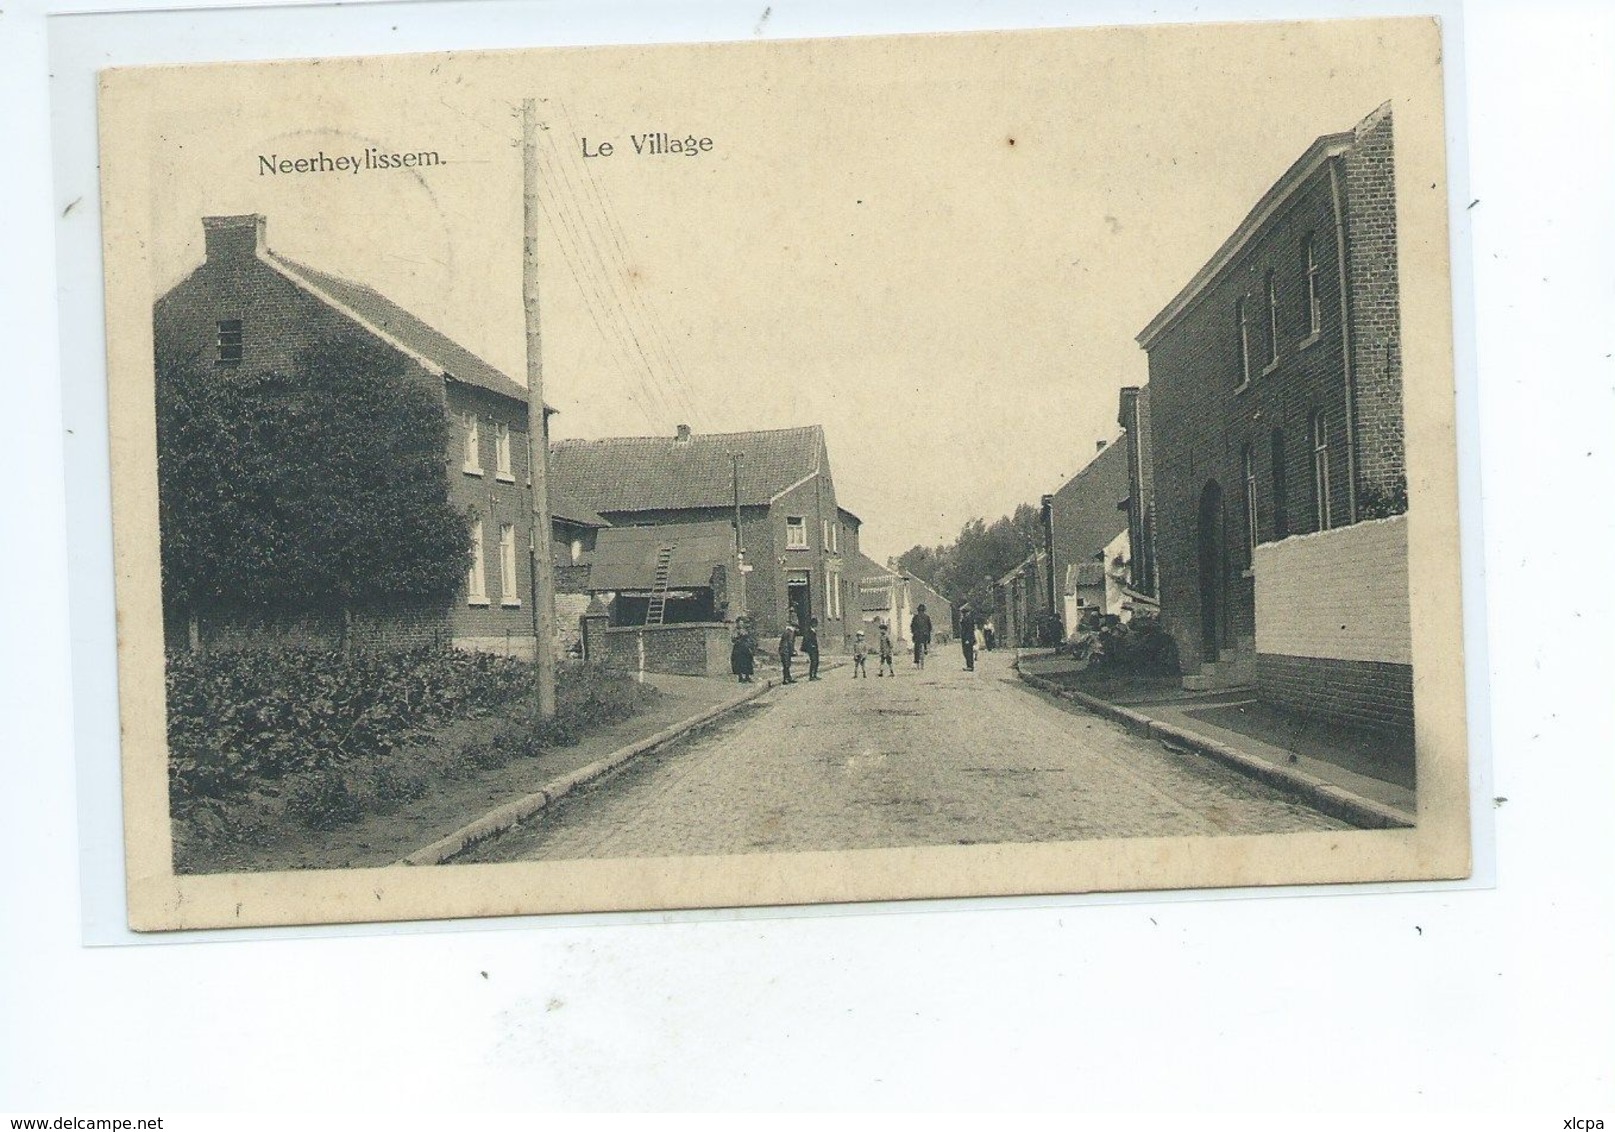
154;213;944;671
1000;102;1413;745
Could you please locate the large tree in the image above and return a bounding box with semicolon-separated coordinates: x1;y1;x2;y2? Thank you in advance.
156;334;470;626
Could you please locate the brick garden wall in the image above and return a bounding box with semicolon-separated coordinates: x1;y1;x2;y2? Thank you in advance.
600;622;732;676
1252;514;1412;734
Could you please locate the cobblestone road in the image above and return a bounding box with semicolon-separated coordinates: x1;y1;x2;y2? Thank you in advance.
471;648;1347;862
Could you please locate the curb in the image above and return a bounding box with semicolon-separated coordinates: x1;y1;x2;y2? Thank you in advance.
1016;670;1413;831
395;678;778;867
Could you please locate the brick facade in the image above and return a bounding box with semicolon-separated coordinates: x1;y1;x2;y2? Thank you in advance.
563;427;861;649
1137;105;1406;683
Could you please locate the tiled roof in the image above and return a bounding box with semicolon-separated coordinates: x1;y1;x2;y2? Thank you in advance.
271;254;533;405
551;425;824;514
548;484;609;529
1068;561;1108;589
584;521;735;591
849;552;897;583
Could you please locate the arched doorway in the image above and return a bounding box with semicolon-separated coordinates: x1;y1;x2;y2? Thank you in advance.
1196;480;1224;664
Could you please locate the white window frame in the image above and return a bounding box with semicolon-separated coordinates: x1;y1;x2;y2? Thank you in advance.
499;523;520;606
463;413;483;476
1265;272;1280;367
1304;236;1322;337
1312;412;1332;531
1236;298;1252;387
786;516;807;549
570;537;584;564
494;422;513;481
827;569;842;619
467;519;489;605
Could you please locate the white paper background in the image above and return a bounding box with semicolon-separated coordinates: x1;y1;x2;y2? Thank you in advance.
3;0;1611;1115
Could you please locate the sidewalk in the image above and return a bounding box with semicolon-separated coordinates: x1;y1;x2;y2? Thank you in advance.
1015;652;1415;829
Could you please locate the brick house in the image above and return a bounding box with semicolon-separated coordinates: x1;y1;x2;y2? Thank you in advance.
1044;438;1131;637
154;213;590;656
550;424;862;647
1135;104;1411;738
1116;385;1159;603
853;554;952;647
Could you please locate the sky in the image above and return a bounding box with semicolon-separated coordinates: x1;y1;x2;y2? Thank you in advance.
119;18;1442;563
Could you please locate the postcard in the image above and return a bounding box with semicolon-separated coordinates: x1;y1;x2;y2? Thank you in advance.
96;16;1470;930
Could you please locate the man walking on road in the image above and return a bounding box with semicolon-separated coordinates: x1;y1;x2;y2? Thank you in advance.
910;603;933;668
958;602;978;671
778;619;797;684
803;617;821;681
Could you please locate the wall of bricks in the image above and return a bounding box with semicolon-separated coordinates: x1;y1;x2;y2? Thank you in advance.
1144;170;1350;670
1342;105;1406;511
1142;105;1407;672
1256;654;1413;738
1253;514;1411;663
599;622;732;676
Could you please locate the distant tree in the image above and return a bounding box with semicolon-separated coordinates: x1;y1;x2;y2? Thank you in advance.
895;500;1046;620
156;334;470;631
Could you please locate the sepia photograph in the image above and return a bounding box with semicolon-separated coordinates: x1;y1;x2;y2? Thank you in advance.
97;15;1471;930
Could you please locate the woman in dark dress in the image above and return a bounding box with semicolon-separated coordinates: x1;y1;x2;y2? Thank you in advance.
730;619;756;683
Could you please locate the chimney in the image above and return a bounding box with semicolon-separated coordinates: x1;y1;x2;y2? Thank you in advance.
674;423;692;443
1096;439;1108;453
202;214;267;262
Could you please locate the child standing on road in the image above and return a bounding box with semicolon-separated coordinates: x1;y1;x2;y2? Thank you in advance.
852;629;868;678
876;622;896;677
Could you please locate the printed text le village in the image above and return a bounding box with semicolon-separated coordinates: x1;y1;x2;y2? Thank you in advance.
582;133;715;158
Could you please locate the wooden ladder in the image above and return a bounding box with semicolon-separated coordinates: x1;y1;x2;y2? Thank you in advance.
645;545;674;626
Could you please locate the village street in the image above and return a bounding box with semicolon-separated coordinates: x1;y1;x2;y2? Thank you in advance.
468;648;1348;863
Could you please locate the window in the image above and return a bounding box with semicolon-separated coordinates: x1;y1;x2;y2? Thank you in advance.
831;522;840;553
1242;445;1258;558
570;538;584;564
821;519;831;551
462;413;482;475
216;319;243;366
1270;429;1289;540
1304;236;1322;337
1235;298;1252;386
494;422;513;480
827;569;842;619
786;516;807;549
1311;412;1333;531
499;523;519;605
467;520;488;604
1265;272;1280;366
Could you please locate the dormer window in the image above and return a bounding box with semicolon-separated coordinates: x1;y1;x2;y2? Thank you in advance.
216;319;243;366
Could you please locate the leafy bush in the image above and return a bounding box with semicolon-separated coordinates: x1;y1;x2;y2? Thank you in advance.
168;647;662;830
156;334;470;619
167;644;532;802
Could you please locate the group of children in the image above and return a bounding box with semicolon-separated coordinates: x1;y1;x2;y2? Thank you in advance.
729;616;902;683
849;621;897;678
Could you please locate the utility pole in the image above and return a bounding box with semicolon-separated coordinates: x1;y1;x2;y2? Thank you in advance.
731;451;747;619
522;98;557;719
